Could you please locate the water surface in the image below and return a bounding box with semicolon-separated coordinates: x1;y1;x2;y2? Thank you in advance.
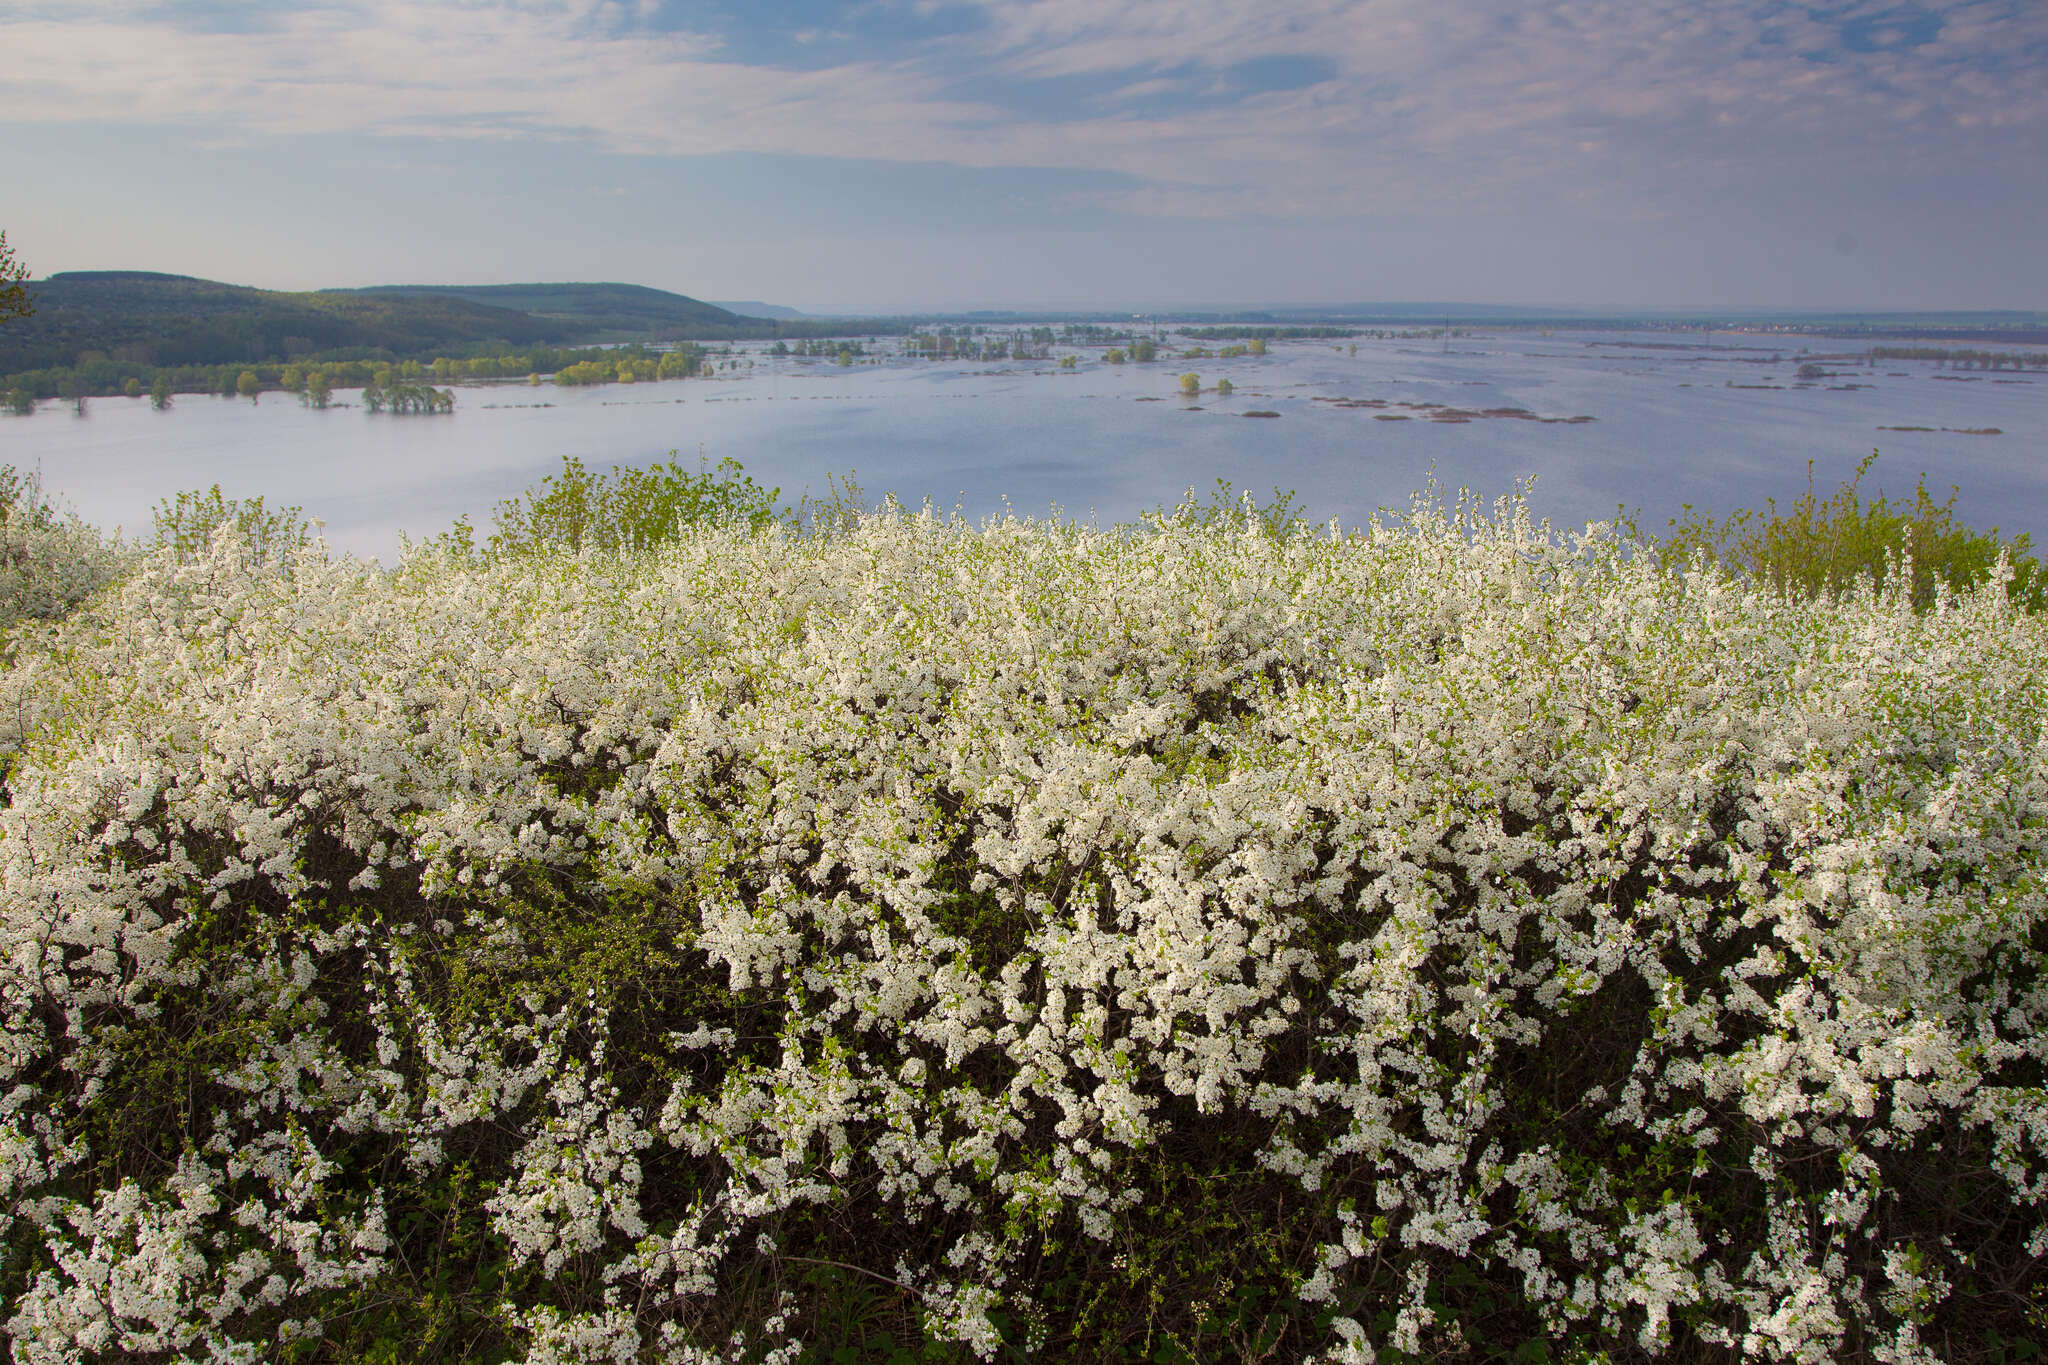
6;331;2042;563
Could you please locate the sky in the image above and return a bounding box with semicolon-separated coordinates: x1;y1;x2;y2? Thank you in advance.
2;0;2045;312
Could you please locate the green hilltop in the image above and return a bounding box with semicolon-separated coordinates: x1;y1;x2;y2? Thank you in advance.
0;272;828;376
327;281;747;338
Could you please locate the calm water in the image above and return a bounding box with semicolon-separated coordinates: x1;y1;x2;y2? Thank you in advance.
4;331;2044;564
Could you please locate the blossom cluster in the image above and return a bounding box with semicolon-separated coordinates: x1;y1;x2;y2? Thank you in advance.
0;500;132;639
1;494;2043;1361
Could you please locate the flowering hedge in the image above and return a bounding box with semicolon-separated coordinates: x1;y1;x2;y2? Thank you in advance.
1;496;2044;1362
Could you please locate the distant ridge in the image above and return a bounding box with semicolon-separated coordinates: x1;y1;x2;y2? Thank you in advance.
48;270;207;284
709;300;808;321
333;282;746;335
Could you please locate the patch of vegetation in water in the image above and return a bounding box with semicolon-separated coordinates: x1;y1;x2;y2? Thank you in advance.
1877;425;2004;436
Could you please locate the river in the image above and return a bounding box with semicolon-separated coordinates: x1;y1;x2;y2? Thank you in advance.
4;330;2043;564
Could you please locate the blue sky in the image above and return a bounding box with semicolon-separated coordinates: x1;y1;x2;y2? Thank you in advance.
3;0;2044;311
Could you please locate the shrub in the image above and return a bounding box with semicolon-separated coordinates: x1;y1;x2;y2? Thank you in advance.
488;453;780;557
1632;450;2047;612
4;492;2043;1362
0;464;131;635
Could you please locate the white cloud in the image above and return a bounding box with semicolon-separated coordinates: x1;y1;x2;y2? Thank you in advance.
0;0;2042;222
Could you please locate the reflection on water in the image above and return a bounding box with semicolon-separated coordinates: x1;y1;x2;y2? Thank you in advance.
7;331;2044;565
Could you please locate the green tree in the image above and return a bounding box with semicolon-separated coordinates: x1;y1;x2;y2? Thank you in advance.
122;378;142;398
150;375;173;410
304;369;332;410
61;374;86;414
0;231;32;327
5;388;32;416
236;370;260;402
1132;338;1158;362
1179;372;1201;395
1216;377;1234;396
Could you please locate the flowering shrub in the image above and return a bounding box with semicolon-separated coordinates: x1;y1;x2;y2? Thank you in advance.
0;466;131;638
1;491;2044;1362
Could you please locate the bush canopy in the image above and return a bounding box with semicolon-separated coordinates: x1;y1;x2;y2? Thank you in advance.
0;486;2044;1362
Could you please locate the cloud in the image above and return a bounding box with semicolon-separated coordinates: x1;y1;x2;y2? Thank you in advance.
1;0;2042;224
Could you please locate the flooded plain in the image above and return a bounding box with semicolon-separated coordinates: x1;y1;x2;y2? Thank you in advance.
5;329;2043;563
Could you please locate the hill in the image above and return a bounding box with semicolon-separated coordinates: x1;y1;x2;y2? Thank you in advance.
0;274;842;377
0;272;559;373
708;299;808;320
332;281;747;337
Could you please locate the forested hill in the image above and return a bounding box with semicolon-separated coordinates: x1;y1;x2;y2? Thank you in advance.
0;273;816;374
0;272;553;373
332;282;747;337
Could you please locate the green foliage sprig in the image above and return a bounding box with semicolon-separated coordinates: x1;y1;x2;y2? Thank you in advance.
152;484;311;565
0;231;32;328
1626;450;2047;612
487;453;781;557
1148;478;1307;540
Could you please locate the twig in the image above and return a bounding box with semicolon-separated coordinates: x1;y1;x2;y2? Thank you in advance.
777;1254;920;1297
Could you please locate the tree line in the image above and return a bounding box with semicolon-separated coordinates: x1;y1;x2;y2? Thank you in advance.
1179;325;1360;340
3;343;708;414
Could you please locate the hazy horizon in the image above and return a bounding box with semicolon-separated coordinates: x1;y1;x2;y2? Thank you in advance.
23;272;2048;325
